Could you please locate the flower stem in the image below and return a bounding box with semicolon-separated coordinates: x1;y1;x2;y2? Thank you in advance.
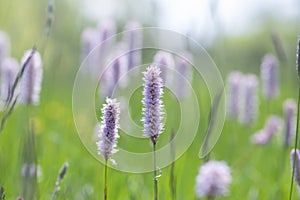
289;84;300;200
169;129;176;200
153;143;158;200
104;159;108;200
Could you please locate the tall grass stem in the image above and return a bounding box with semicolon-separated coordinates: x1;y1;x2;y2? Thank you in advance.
289;84;300;200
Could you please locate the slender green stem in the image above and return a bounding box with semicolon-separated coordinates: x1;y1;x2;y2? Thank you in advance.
289;84;300;200
104;159;108;200
153;143;158;200
207;196;214;200
169;130;176;200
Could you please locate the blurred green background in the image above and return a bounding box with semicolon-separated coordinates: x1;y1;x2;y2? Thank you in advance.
0;0;300;199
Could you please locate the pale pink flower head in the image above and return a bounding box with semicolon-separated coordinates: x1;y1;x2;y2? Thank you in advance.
175;52;193;99
142;65;164;145
153;51;175;85
251;115;282;145
291;149;300;186
98;20;116;59
226;71;242;119
98;20;116;43
0;57;19;102
99;43;128;97
195;160;232;198
0;31;10;63
238;74;259;124
264;115;282;136
283;99;296;146
20;50;43;105
96;98;120;161
123;21;142;71
251;129;269;145
260;53;279;99
81;28;99;61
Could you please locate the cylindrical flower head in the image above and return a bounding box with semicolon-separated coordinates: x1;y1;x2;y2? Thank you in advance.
238;74;259;124
99;43;128;98
251;115;282;145
264;115;282;136
153;51;175;85
20;50;43;105
81;28;101;78
105;54;123;97
97;98;120;161
1;57;19;103
226;71;242;119
123;21;142;71
195;160;232;198
297;37;300;79
261;53;279;99
98;20;116;57
291;149;300;186
283;99;296;147
251;129;269;145
0;31;10;63
175;52;193;99
98;20;116;43
104;55;122;97
142;65;164;145
97;20;116;77
81;28;99;62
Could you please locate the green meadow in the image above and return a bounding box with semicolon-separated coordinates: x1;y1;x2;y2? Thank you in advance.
0;0;300;199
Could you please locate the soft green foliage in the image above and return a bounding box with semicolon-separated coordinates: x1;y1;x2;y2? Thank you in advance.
0;0;300;199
